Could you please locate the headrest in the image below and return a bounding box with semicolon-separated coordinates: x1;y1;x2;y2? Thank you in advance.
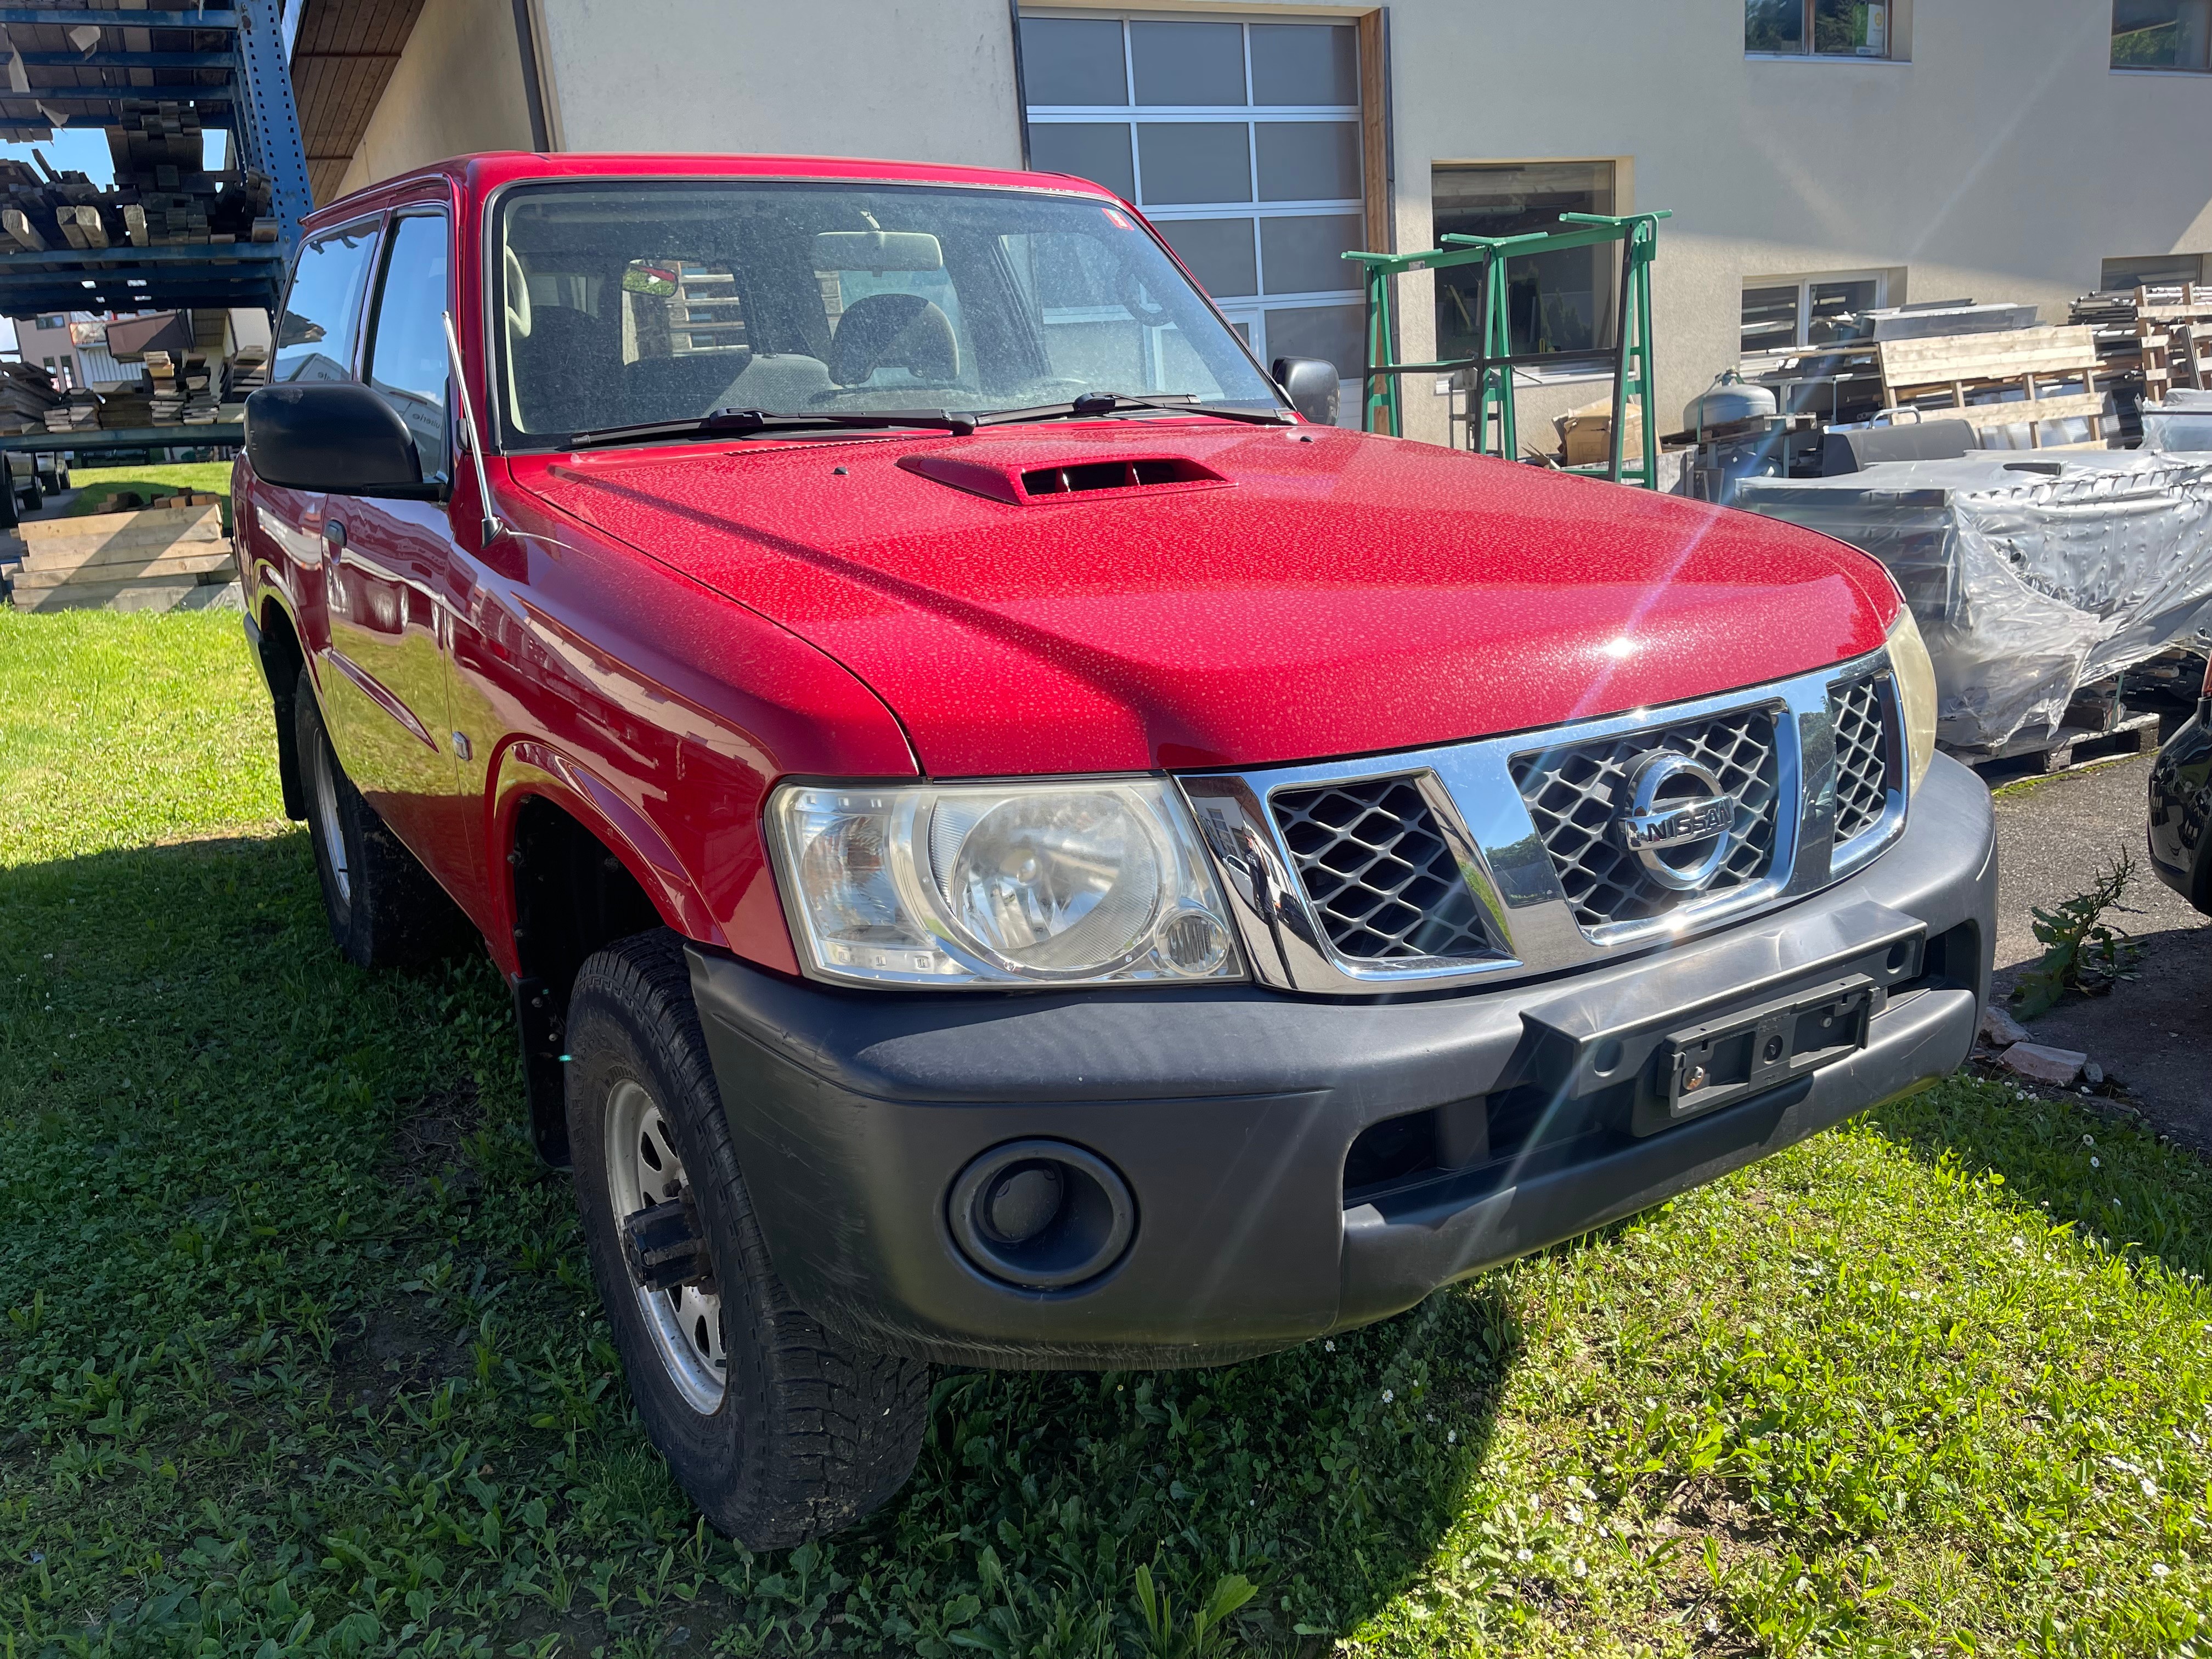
828;292;958;387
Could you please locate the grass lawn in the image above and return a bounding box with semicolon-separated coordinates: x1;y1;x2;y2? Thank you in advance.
3;610;2210;1658
61;462;234;529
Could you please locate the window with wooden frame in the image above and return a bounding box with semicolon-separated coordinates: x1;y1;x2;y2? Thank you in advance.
1746;0;1893;58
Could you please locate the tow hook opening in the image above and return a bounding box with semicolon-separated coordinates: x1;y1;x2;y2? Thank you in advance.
622;1191;714;1294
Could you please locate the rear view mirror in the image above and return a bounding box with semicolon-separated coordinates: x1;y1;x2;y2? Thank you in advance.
245;383;442;499
812;231;944;272
1272;357;1340;427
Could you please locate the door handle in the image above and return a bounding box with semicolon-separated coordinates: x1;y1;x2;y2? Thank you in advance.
324;519;348;552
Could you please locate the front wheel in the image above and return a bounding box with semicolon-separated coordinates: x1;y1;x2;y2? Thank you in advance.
567;929;930;1548
293;665;467;969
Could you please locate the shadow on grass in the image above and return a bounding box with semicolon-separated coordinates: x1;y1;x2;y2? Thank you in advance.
1;830;1526;1655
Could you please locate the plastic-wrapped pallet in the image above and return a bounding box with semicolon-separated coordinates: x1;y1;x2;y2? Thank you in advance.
1735;452;2212;752
2139;389;2212;453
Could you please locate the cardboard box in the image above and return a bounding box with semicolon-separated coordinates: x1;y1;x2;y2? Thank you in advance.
1556;397;1643;467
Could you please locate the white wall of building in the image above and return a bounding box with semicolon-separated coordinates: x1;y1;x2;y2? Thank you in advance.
535;0;1024;170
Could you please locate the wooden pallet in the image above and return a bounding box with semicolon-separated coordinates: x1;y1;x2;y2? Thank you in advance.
2131;284;2212;397
5;502;233;613
1876;325;2106;447
1956;710;2160;776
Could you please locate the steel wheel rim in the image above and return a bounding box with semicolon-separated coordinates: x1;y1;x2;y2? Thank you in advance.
605;1078;727;1413
308;736;351;908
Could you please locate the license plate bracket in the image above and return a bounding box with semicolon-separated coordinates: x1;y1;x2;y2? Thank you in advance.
1650;973;1877;1128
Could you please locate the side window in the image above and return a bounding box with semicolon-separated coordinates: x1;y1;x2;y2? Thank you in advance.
364;213;452;480
274;222;380;384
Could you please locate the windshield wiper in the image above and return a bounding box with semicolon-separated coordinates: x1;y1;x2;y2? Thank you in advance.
565;394;1290;450
567;407;979;449
974;392;1293;428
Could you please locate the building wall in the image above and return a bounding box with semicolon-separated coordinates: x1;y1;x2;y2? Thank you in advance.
1367;0;2212;442
315;0;2212;450
329;0;538;201
534;0;1024;168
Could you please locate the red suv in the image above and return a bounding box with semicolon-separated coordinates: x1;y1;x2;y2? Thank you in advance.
235;152;1994;1546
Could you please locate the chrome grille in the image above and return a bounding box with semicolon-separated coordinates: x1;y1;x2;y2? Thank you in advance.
1831;675;1893;844
1269;776;1494;961
1510;709;1782;931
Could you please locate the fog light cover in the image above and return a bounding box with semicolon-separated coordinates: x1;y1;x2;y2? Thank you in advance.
947;1141;1135;1290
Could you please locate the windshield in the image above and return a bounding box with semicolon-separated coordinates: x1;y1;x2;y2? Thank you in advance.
492;180;1284;446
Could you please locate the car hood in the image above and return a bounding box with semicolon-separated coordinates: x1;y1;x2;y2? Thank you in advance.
513;423;1895;777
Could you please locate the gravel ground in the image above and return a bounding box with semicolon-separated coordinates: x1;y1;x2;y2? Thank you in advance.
1984;752;2212;1148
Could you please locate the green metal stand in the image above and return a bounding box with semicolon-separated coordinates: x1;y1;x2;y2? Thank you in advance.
1344;210;1670;486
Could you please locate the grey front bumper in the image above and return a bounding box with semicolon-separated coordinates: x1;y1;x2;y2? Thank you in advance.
689;755;1996;1370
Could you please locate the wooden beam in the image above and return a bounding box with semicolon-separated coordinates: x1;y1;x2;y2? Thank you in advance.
1878;325;2098;390
2;207;47;251
1356;8;1390;259
1880;392;2106;432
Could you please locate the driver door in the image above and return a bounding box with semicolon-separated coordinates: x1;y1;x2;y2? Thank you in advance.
323;206;475;887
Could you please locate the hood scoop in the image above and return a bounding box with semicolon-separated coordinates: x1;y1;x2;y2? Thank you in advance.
899;450;1227;506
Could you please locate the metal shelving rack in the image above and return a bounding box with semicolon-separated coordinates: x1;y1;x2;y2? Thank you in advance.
1345;210;1671;488
0;2;308;312
0;3;304;476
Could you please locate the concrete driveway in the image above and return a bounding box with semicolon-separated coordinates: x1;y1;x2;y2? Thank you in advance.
1985;753;2212;1148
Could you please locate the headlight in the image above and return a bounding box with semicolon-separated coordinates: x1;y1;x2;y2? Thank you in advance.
767;778;1245;988
1887;604;1938;793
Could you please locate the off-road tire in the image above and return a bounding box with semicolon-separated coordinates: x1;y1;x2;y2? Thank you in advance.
566;929;930;1548
294;665;469;969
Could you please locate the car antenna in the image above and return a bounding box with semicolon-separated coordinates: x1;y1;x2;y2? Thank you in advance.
443;309;510;546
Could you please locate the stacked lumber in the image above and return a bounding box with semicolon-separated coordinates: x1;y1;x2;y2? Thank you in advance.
0;359;61;435
5;501;233;613
42;388;99;432
1876;325;2107;449
106;101;275;246
0;101;274;255
0;153;100;252
182;350;216;424
221;330;267;421
97;387;153;428
144;348;179;422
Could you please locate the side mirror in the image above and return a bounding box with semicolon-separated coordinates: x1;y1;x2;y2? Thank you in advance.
245;382;442;499
1271;357;1340;427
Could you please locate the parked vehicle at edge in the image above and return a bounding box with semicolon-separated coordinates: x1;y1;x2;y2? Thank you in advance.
5;449;66;515
234;150;1995;1547
2148;652;2212;916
